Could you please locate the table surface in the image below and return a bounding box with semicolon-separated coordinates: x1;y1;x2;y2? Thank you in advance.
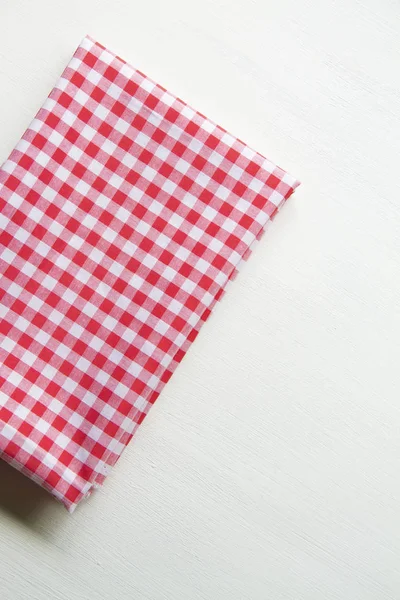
1;0;400;598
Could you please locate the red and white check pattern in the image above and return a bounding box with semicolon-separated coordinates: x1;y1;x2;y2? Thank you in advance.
0;36;299;511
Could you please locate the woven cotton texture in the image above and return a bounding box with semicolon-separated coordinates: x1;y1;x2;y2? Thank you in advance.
0;36;299;511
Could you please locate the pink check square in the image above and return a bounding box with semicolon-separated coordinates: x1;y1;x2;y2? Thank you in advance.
0;36;299;511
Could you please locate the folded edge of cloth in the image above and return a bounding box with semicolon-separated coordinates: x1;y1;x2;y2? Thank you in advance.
0;36;300;511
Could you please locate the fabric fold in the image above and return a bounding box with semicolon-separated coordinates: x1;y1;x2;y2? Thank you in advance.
0;36;299;511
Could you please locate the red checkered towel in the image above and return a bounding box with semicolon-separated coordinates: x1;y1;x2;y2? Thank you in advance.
0;36;299;511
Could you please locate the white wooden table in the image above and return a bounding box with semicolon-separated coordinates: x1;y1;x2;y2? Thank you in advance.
1;0;400;598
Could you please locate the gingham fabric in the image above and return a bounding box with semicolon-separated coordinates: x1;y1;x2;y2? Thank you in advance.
0;36;299;512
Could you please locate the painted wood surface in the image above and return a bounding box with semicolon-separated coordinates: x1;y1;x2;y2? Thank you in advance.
1;0;400;597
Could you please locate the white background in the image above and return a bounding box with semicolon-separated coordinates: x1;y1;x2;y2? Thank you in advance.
1;0;400;598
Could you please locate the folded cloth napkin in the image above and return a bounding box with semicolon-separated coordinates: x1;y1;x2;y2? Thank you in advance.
0;36;299;511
